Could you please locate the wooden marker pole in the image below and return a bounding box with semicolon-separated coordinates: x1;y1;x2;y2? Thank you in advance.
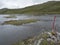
52;16;56;32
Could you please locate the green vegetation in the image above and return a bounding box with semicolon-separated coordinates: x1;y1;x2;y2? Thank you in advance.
12;41;25;45
0;1;60;14
12;32;60;45
2;19;38;25
40;40;55;45
4;15;16;18
41;33;49;39
12;37;35;45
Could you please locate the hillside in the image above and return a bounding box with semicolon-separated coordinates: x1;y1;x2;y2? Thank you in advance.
0;1;60;14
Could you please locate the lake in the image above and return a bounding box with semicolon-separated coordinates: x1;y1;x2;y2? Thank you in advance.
0;14;60;45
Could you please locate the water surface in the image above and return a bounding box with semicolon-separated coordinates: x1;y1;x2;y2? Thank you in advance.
0;14;60;45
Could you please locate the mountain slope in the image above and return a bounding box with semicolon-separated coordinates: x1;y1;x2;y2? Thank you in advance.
0;1;60;14
20;1;60;14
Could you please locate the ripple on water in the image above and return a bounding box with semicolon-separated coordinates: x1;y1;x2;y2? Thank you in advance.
0;14;60;45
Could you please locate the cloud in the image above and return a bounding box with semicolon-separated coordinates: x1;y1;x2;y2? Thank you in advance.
0;1;4;8
32;0;49;4
0;0;50;9
0;0;33;9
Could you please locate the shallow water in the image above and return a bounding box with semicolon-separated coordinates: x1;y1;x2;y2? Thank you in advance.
0;14;60;45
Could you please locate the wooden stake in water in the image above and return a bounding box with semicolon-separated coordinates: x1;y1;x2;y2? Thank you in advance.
52;16;56;32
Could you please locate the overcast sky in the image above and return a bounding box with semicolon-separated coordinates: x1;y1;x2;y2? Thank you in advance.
0;0;59;9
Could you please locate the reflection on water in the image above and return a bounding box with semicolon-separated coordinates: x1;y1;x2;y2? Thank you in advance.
0;14;32;24
0;14;60;45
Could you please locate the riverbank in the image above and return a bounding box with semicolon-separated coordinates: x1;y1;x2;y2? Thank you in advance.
12;31;60;45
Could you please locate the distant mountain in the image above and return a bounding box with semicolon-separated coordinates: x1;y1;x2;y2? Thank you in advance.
0;1;60;14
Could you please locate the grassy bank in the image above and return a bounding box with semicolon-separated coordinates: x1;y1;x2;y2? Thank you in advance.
2;19;38;25
12;32;60;45
4;15;16;18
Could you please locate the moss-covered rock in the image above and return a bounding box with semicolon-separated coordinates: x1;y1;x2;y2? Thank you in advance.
12;32;60;45
40;39;55;45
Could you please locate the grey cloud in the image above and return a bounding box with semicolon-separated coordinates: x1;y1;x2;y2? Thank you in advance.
32;0;49;4
0;0;50;9
0;1;5;8
0;0;33;9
